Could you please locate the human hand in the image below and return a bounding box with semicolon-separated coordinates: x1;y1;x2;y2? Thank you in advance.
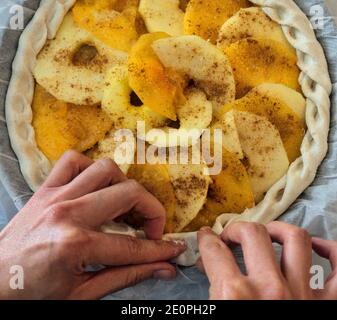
0;151;186;300
198;221;337;300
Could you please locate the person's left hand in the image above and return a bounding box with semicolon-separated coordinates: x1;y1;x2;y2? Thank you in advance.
198;221;337;300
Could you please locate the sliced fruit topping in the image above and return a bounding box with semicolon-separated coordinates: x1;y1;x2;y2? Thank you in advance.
128;32;187;121
223;38;301;98
102;64;168;132
255;83;306;121
33;13;126;105
223;110;290;203
152;35;235;111
139;0;184;36
211;112;244;160
168;161;211;232
217;84;306;162
86;129;136;175
72;0;140;52
184;0;250;44
32;85;112;162
127;154;210;234
145;88;213;147
184;148;255;232
218;7;294;52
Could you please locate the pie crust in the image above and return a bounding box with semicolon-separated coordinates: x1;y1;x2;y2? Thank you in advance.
5;0;332;266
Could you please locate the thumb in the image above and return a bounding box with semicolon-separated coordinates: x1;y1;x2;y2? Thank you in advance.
69;263;177;300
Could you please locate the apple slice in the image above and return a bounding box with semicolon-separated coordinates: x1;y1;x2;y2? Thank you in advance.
152;35;235;111
145;88;213;148
168;162;211;232
128;32;187;121
127;160;210;234
255;83;306;121
225;110;290;202
184;0;250;44
212;111;244;160
33;13;127;106
183;201;223;232
127;164;177;234
218;84;306;162
86;129;135;175
72;0;140;52
139;0;184;36
218;7;294;52
184;147;254;232
102;64;168;132
223;38;301;98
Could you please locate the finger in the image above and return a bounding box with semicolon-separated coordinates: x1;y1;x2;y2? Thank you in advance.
71;262;176;300
71;179;166;239
311;237;337;299
84;231;187;266
221;222;281;277
312;237;337;270
43;151;94;188
196;257;205;274
267;221;312;297
63;158;127;199
198;227;241;285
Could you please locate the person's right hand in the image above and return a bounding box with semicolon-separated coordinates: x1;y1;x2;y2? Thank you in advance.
0;151;186;300
198;222;337;300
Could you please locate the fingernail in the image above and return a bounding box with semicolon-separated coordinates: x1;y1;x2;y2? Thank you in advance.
166;239;186;249
153;269;175;280
169;240;187;255
172;240;186;247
